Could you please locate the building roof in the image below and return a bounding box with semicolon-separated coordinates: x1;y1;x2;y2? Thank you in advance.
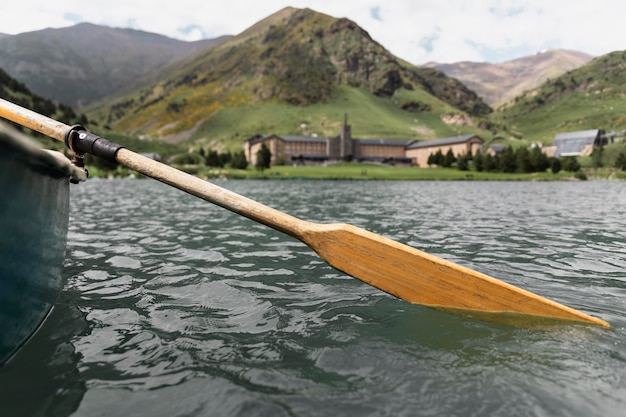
244;134;329;145
406;134;481;150
281;135;329;143
553;129;603;157
357;138;411;146
553;129;601;141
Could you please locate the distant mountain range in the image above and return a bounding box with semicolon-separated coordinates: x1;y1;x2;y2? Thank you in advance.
424;49;594;106
0;7;624;149
0;23;230;108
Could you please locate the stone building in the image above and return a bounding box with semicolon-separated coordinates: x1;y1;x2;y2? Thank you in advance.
244;117;483;166
405;135;484;167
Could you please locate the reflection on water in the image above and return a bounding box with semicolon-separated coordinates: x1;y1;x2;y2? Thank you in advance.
1;179;625;417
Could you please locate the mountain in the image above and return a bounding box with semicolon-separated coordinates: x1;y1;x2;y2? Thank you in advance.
0;23;229;108
425;49;593;106
0;67;85;148
492;50;626;142
86;7;492;149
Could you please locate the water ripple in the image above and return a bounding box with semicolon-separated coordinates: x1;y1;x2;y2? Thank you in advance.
49;179;626;416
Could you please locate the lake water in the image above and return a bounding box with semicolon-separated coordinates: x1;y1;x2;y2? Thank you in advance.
1;179;625;417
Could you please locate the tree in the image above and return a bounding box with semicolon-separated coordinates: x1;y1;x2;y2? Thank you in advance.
529;146;550;172
442;149;456;167
591;147;604;168
614;151;626;171
457;154;469;171
484;153;497;172
256;143;272;171
429;149;444;166
171;152;204;165
230;151;248;169
474;150;484;172
206;149;222;167
219;151;232;167
515;146;532;173
500;146;517;173
551;158;562;174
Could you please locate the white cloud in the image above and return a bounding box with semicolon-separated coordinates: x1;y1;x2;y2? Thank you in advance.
1;0;625;64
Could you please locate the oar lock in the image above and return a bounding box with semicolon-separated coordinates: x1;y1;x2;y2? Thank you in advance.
64;124;125;183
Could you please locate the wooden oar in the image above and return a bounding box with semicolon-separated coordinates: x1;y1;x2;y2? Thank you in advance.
0;98;610;328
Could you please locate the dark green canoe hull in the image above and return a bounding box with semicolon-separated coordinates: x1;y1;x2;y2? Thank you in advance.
0;124;83;365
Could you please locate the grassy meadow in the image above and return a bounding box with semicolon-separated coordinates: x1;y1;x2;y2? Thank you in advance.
106;86;494;154
179;162;611;181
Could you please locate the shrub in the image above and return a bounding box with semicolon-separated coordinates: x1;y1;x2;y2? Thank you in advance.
561;156;581;172
171;152;204;165
574;170;588;180
614;151;626;171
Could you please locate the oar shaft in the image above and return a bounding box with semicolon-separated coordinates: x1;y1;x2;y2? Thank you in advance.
0;98;306;237
0;98;67;142
116;148;307;237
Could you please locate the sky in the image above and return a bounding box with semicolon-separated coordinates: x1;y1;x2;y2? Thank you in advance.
1;1;625;65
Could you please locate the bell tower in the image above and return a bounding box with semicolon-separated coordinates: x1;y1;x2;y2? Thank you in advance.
340;113;353;160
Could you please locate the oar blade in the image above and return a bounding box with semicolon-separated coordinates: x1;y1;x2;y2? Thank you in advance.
301;223;609;327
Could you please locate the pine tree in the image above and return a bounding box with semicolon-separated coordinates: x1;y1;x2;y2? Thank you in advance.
433;149;444;166
500;146;517;173
443;149;456;167
529;146;550;172
230;151;248;169
256;143;272;171
206;149;222;167
474;150;484;172
457;154;469;171
484;153;497;172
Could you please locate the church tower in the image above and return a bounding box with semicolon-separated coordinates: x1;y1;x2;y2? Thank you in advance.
340;113;353;160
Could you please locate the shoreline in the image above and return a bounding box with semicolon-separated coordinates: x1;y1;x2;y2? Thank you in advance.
87;163;626;181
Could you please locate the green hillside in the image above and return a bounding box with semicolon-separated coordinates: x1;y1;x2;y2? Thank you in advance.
493;50;626;143
86;7;493;152
162;86;485;152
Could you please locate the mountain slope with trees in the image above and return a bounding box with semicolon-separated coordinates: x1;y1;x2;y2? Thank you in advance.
0;67;86;148
86;7;493;151
0;23;229;108
493;50;626;143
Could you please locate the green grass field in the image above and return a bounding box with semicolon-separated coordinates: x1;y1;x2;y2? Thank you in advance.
188;162;593;181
